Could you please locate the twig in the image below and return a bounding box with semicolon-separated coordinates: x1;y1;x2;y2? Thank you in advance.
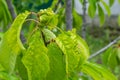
81;0;87;39
25;19;40;24
89;36;120;60
6;0;17;20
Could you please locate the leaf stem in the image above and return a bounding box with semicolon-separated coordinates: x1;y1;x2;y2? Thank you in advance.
25;19;40;25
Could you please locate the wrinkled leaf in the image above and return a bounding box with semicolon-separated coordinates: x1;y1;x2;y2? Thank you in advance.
22;30;49;80
56;29;89;75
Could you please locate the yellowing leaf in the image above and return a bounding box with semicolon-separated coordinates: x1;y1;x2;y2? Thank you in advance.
0;11;30;73
56;29;89;76
22;30;50;80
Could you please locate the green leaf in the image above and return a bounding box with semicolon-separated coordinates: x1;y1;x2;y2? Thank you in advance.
97;4;105;26
118;0;120;4
46;42;67;80
102;47;118;70
101;0;111;16
38;8;58;29
0;11;30;73
56;29;89;75
0;0;12;31
108;49;118;69
109;0;115;7
42;28;56;42
0;72;20;80
79;0;83;4
102;47;112;65
88;3;96;18
0;65;19;80
117;47;120;62
15;54;28;80
73;9;82;30
118;14;120;26
81;62;117;80
22;30;50;80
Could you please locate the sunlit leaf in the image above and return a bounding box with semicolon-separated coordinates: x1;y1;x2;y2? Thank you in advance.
0;11;30;73
56;29;89;76
22;30;49;80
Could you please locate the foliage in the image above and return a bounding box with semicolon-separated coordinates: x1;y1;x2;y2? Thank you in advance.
118;14;120;26
101;42;120;79
0;0;12;31
0;9;117;80
12;0;52;13
87;0;111;26
102;43;120;70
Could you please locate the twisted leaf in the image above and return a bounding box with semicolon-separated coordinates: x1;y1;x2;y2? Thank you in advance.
0;11;30;73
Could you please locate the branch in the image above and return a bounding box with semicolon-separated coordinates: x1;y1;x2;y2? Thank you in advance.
6;0;17;20
81;0;87;39
89;36;120;60
65;0;72;31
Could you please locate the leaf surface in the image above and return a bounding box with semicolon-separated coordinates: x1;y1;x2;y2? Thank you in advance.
56;29;89;75
0;11;30;73
82;62;117;80
22;30;49;80
46;42;67;80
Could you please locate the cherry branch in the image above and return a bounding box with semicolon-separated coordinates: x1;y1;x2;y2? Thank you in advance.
89;36;120;60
